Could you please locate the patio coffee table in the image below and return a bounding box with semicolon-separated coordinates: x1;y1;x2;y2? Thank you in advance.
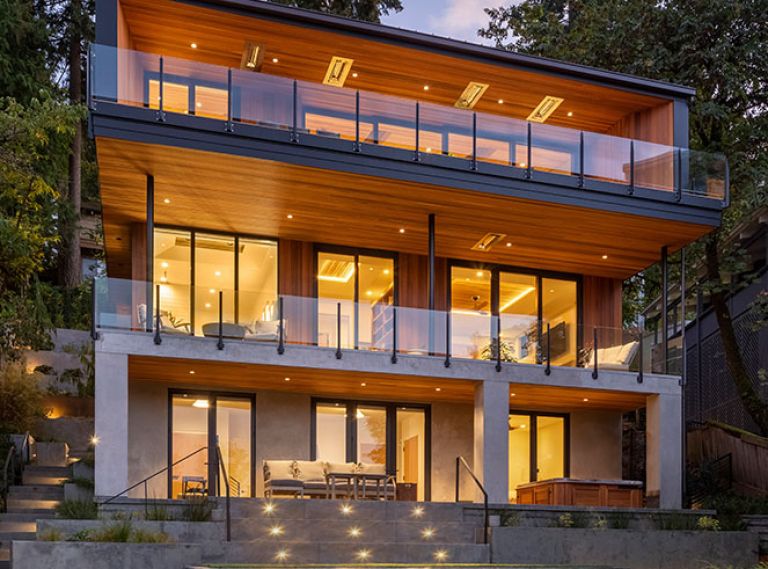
326;472;394;500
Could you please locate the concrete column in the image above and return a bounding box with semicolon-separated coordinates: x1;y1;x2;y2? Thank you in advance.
94;351;129;498
646;393;683;509
473;380;509;504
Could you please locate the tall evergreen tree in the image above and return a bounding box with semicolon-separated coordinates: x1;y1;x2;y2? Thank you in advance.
481;0;768;433
0;0;51;102
270;0;402;22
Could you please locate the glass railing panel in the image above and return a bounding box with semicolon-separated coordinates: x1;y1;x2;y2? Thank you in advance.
235;290;280;343
395;306;448;357
231;70;293;129
450;309;493;361
530;122;580;177
159;55;229;119
475;112;527;167
358;91;417;151
686;149;726;200
576;325;639;373
633;140;675;192
91;44;160;108
418;102;473;159
583;131;632;185
94;277;152;332
296;81;358;141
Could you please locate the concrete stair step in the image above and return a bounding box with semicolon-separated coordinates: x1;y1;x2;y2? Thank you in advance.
9;486;65;500
0;512;56;523
217;541;490;564
5;503;60;515
230;518;479;544
0;520;37;534
22;472;68;486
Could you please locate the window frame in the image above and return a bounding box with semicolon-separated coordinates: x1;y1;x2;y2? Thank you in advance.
508;409;571;484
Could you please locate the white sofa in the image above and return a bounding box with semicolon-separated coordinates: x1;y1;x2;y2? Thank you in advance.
585;340;639;371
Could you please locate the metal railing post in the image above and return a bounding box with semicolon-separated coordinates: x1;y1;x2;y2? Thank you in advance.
414;102;420;161
335;302;342;360
525;122;532;179
676;148;683;202
217;291;224;350
157;56;165;122
637;324;644;383
291;80;298;143
545;322;551;376
226;68;233;132
578;131;585;188
629;140;635;195
495;316;502;373
277;296;285;355
153;284;162;345
454;457;460;502
144;480;148;516
444;311;451;368
391;307;398;364
354;90;360;152
592;327;598;380
90;278;98;341
471;112;477;170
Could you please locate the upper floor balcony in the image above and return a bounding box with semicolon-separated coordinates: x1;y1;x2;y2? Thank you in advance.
88;42;729;216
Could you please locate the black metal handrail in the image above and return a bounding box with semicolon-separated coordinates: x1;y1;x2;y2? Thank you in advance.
1;444;17;513
455;456;489;545
101;446;208;508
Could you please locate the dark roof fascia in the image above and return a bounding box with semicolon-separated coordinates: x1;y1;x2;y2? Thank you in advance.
179;0;697;100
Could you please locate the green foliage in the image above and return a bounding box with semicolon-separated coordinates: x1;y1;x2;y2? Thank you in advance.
696;515;721;531
180;496;214;522
145;503;173;522
64;520;170;543
0;0;51;103
654;512;698;531
500;510;521;527
55;499;98;520
67;476;95;491
555;512;574;528
609;511;631;529
269;0;402;22
0;364;45;434
38;528;63;541
701;493;768;531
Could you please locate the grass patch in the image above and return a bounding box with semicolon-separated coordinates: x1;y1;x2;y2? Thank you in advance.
145;502;173;521
180;495;214;522
56;499;98;520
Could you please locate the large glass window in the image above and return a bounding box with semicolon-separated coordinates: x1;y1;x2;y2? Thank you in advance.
315;402;348;463
152;229;277;338
396;407;426;501
216;398;253;498
316;250;395;350
450;264;578;366
508;412;568;503
170;394;208;499
356;406;387;466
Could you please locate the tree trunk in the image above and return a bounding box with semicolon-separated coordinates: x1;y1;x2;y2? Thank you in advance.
704;233;768;435
60;0;83;289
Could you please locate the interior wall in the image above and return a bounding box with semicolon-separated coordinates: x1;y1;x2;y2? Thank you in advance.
431;401;474;502
569;410;623;480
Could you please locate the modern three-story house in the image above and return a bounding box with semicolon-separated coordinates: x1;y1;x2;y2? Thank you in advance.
88;0;728;509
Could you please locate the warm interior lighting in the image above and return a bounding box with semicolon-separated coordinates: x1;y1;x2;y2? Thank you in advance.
527;96;564;123
476;271;484;277
214;271;222;277
188;370;195;375
241;41;264;71
435;387;441;392
499;286;535;312
204;303;211;309
323;56;354;87
498;98;504;104
360;382;367;387
161;261;169;269
351;72;359;78
356;409;365;419
286;214;293;219
455;81;489;109
506;242;512;247
192;399;210;409
471;232;506;252
583;398;589;402
317;259;355;283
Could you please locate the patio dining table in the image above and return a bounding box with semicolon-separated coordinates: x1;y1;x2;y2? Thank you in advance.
326;472;394;500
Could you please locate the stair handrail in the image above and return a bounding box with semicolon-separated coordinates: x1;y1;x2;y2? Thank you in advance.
1;443;17;513
455;455;489;545
101;445;208;507
215;444;231;542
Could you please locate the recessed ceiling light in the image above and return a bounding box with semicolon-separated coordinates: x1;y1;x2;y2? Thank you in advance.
286;214;293;219
161;261;169;268
435;387;441;392
510;392;516;397
272;57;279;64
196;102;202;108
204;302;211;308
601;254;608;260
284;377;291;382
423;85;430;91
476;271;484;277
190;42;197;49
163;198;171;204
189;370;195;374
351;72;359;78
567;111;574;117
361;382;366;387
383;269;390;275
159;276;167;283
366;290;372;296
497;99;504;104
214;271;222;277
209;288;215;294
399;228;405;234
549;289;555;293
506;242;512;247
583;398;589;402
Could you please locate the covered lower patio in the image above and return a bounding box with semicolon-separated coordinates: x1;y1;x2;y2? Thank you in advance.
93;337;682;508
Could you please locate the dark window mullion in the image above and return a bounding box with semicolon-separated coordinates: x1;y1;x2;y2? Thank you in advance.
190;231;196;336
347;402;357;463
530;413;538;482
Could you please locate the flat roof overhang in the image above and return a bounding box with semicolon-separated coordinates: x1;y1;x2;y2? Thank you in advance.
96;130;716;280
128;354;650;412
111;0;686;138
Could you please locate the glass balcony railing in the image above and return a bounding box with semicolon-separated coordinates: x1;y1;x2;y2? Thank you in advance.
88;44;728;203
93;277;680;378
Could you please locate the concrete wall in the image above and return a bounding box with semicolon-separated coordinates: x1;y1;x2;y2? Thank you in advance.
570;410;623;479
492;527;759;569
128;380;168;498
12;542;201;569
431;402;474;502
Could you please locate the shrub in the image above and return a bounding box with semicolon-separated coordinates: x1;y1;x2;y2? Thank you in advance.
180;495;214;522
556;513;574;528
610;512;631;529
700;493;768;531
91;520;133;542
500;510;520;527
145;503;173;521
696;516;721;531
591;515;608;530
38;529;63;541
655;512;697;530
0;363;45;434
56;499;98;520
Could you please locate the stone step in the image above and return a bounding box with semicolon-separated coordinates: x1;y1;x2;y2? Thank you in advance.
9;485;65;500
22;470;68;486
224;499;465;522
0;512;56;523
217;541;491;564
0;520;37;534
230;518;480;544
5;499;60;515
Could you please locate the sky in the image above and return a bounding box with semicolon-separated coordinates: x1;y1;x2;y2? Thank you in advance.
381;0;510;45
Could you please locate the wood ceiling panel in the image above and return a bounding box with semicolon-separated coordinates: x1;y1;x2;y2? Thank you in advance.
118;0;669;135
128;355;649;411
97;137;711;281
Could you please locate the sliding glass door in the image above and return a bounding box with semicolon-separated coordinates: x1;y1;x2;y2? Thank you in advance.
312;399;429;500
169;392;254;499
508;412;568;502
450;263;578;366
316;249;395;351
